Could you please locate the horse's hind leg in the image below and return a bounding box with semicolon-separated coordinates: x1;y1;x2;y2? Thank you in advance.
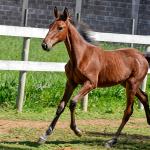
136;89;150;124
38;80;76;144
105;79;137;148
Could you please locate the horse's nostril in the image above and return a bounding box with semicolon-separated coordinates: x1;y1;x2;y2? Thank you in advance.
42;42;48;50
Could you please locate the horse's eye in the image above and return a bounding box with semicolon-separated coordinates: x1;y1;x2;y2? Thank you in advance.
58;27;63;31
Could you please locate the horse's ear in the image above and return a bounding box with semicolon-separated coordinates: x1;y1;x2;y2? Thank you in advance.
54;6;59;18
63;7;69;21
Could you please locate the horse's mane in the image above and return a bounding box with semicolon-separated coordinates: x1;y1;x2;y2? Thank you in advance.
76;22;94;43
71;20;97;45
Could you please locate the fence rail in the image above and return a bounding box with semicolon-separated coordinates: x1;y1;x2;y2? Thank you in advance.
1;25;150;44
0;25;48;38
89;31;150;44
0;60;149;72
0;25;150;111
0;60;65;72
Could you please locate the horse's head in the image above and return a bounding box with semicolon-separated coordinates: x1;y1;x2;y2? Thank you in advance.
42;7;70;51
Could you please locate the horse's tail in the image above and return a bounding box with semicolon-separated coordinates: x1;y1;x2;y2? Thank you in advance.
144;52;150;65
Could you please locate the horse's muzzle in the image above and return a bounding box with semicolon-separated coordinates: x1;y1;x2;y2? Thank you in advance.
41;42;51;51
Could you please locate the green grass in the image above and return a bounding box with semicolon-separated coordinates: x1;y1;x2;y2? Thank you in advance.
0;104;149;150
0;35;150;112
0;36;150;149
0;36;68;62
0;114;150;150
0;103;147;121
0;36;149;112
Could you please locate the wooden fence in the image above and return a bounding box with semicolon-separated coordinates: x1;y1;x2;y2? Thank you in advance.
0;25;150;111
0;60;65;72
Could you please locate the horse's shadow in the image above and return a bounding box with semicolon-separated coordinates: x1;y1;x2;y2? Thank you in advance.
1;132;150;150
85;131;150;149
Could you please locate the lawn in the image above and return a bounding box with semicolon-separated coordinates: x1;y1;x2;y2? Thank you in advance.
0;108;150;150
0;36;149;111
0;36;150;150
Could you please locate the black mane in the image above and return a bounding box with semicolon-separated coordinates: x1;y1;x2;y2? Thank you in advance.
76;22;93;43
72;21;97;45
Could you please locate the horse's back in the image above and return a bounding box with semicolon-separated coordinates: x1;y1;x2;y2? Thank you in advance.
110;48;148;68
116;48;148;72
98;48;148;87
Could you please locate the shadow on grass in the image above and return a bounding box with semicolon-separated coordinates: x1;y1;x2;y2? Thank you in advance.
1;132;150;150
86;131;150;140
86;131;150;149
0;141;39;150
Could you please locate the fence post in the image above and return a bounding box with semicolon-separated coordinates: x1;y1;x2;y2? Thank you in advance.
16;0;30;112
16;38;30;112
75;0;82;21
81;94;88;112
131;0;140;47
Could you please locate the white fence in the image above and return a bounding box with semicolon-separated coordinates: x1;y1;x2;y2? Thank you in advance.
0;25;150;111
0;60;65;72
1;25;150;44
89;31;150;44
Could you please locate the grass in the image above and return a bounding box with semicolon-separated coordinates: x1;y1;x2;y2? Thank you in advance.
0;114;150;150
0;36;150;149
0;36;69;110
0;35;150;114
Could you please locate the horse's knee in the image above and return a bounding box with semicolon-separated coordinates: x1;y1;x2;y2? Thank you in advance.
123;108;133;122
69;100;77;111
56;106;64;116
56;102;65;115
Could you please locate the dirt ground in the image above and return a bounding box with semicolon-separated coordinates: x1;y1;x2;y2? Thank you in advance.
0;118;147;134
0;118;149;150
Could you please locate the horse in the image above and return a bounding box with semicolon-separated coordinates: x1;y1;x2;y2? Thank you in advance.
38;7;150;148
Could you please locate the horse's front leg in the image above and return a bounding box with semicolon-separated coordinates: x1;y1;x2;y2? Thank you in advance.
69;81;95;136
38;81;76;144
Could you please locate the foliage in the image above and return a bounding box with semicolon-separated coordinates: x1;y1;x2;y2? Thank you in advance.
0;36;149;113
0;36;150;150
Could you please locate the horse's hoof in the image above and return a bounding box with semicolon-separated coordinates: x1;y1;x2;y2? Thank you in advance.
37;136;47;144
74;128;82;137
105;138;117;148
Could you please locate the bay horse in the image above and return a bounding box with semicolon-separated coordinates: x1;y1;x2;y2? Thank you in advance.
39;7;150;148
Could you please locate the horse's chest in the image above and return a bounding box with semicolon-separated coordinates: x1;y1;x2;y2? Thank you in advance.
65;64;86;84
74;69;87;84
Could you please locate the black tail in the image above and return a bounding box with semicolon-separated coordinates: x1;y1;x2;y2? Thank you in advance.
144;52;150;65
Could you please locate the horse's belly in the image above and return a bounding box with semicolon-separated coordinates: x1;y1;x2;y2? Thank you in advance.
97;70;131;87
97;80;123;87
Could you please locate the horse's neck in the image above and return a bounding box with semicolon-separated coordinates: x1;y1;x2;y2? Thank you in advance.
65;23;87;66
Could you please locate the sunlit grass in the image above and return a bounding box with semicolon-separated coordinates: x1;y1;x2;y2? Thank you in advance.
0;116;150;150
0;36;150;149
0;36;150;112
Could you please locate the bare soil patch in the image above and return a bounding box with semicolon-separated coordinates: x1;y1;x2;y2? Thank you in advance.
0;118;147;134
